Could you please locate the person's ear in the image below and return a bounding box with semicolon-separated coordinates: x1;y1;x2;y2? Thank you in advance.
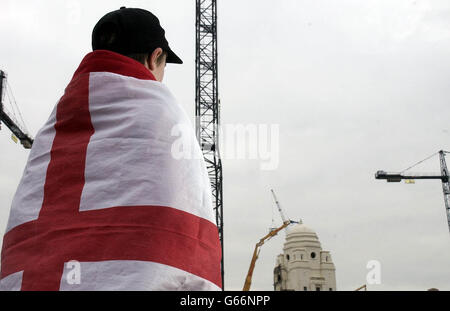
148;48;163;71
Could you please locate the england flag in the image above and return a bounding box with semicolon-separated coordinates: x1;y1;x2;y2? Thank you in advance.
0;50;222;291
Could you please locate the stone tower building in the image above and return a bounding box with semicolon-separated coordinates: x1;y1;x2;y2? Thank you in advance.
273;222;336;291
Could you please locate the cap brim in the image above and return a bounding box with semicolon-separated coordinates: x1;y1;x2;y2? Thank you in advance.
166;48;183;64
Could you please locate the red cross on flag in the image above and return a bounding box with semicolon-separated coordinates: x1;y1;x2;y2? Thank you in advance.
0;50;222;291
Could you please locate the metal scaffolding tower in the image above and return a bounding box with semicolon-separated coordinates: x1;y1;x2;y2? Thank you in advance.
195;0;224;288
375;150;450;233
439;151;450;232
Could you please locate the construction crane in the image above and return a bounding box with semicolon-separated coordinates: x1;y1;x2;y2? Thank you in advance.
0;70;33;149
271;189;300;227
375;150;450;233
242;190;298;291
195;0;224;288
243;220;290;291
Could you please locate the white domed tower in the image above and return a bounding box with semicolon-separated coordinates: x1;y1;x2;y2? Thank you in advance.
273;221;336;291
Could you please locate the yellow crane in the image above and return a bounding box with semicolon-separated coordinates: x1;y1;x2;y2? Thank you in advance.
243;189;299;291
242;220;290;291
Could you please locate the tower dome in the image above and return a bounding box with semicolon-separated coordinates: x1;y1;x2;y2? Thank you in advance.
285;222;322;249
287;223;316;235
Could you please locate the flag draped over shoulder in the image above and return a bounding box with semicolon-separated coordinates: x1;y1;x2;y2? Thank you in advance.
0;50;222;291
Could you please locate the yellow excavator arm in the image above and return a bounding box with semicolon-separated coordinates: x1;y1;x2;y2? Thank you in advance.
242;221;290;291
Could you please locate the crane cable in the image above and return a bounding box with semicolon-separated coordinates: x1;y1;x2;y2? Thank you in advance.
271;197;275;230
4;80;30;134
399;151;440;174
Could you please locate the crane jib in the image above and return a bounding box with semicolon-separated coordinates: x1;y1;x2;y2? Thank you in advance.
375;151;450;233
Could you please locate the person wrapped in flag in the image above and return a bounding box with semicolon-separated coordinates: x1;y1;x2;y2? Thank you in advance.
0;7;222;291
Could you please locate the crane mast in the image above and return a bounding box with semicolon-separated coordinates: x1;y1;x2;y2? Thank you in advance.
439;151;450;231
375;150;450;233
195;0;224;288
0;70;33;149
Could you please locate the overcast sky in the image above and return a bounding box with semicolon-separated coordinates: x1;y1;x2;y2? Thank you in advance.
1;0;450;291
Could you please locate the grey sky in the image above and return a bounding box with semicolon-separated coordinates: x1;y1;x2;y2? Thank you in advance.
1;0;450;291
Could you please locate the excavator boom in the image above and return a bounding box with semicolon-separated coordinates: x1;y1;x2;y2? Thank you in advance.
242;221;290;291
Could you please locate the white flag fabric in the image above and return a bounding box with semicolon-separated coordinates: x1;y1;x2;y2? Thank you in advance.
0;50;222;291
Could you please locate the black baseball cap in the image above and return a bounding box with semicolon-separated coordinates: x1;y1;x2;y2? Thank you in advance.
92;7;183;64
